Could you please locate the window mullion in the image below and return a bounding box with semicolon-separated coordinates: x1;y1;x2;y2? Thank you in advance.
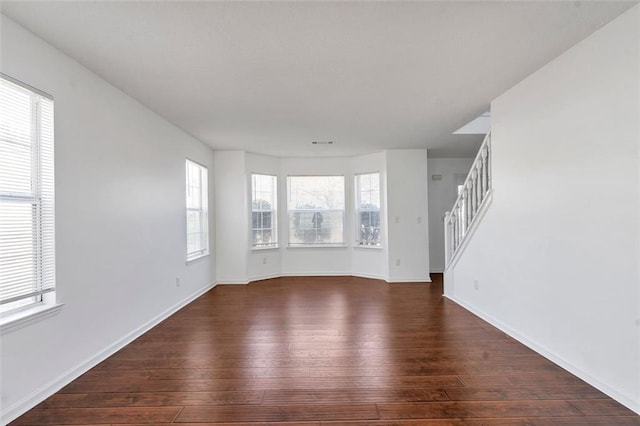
31;94;43;299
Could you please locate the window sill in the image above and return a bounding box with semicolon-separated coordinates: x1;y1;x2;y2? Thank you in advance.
186;252;210;265
354;245;384;250
287;244;348;249
0;302;64;334
251;245;280;251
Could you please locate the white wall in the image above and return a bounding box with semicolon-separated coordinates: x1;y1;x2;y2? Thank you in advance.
427;158;474;272
228;150;428;283
386;150;430;282
0;16;217;423
214;151;248;283
445;5;640;413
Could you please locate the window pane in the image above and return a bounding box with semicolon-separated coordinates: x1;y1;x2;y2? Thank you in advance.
187;232;198;255
187;210;201;235
289;210;344;245
0;140;32;195
253;229;275;245
0;82;31;147
251;174;277;247
185;159;208;260
359;190;371;208
0;80;34;195
358;211;380;245
356;173;381;246
262;211;272;229
0;77;56;311
187;162;200;188
288;176;344;210
0;202;37;302
359;174;371;192
287;176;345;245
370;189;380;208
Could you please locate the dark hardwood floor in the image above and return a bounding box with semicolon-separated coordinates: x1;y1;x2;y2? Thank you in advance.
11;275;640;425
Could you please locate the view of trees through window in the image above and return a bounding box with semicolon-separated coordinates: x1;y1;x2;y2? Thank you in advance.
251;174;277;247
287;176;345;245
356;173;381;246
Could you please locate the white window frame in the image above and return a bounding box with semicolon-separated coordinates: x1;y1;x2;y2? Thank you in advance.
251;173;278;249
185;159;209;262
1;74;60;332
287;175;346;247
355;172;382;247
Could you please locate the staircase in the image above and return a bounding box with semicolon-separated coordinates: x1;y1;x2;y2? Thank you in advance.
444;131;492;267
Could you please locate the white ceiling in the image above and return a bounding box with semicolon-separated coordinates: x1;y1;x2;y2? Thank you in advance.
1;1;635;158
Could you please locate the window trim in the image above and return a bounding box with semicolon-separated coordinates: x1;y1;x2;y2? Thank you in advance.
1;72;53;100
0;74;57;325
250;173;278;249
185;158;209;262
354;171;383;248
286;175;346;247
0;302;63;334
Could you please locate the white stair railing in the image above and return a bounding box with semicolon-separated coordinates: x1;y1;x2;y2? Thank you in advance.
444;131;492;267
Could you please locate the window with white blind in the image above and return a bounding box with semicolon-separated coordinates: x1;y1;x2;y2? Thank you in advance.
251;174;277;248
287;176;345;246
355;172;382;247
0;75;56;315
185;159;209;261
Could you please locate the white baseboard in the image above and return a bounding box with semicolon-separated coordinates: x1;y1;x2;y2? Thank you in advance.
280;272;351;277
253;272;428;284
2;282;217;425
386;277;432;283
248;274;281;283
444;294;640;416
352;272;387;281
247;272;430;283
216;279;249;284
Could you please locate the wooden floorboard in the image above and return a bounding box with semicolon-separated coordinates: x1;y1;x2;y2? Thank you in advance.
10;274;640;425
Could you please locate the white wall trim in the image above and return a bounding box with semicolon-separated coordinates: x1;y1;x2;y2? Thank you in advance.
280;272;352;277
386;277;432;283
2;282;217;425
248;274;282;283
216;279;250;284
352;272;388;281
0;303;64;335
248;272;431;284
444;294;640;416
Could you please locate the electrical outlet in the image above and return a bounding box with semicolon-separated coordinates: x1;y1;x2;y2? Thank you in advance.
176;276;181;287
262;257;267;265
394;216;400;224
417;216;422;224
395;259;401;267
474;280;479;290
